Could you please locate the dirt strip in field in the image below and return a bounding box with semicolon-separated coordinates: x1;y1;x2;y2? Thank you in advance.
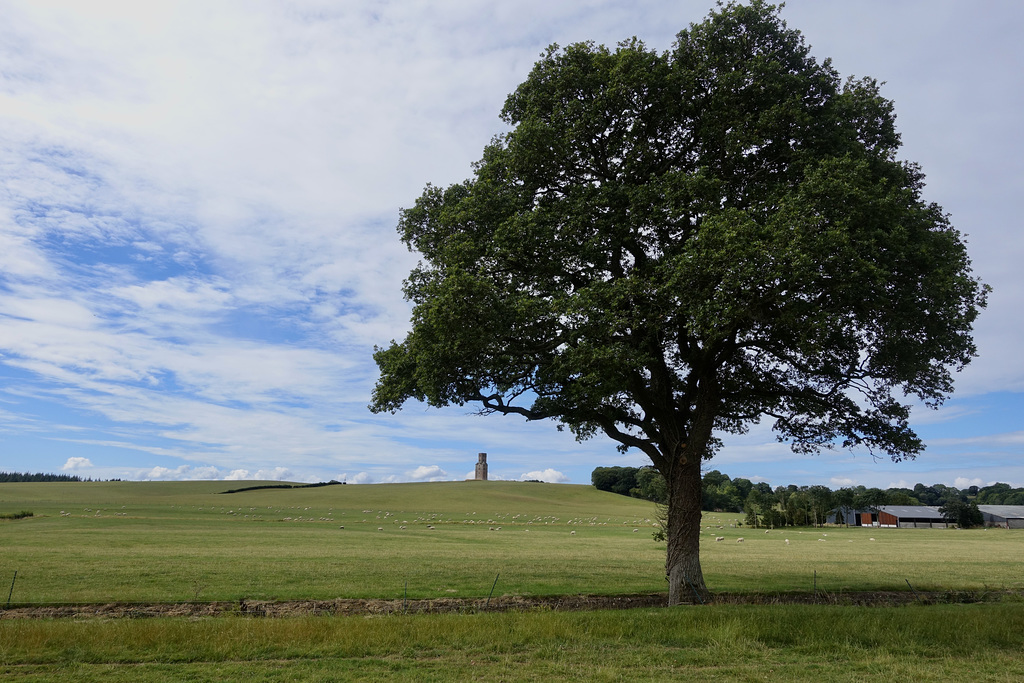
1;590;1014;619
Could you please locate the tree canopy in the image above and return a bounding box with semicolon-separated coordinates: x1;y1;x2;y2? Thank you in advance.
938;499;985;529
371;1;987;603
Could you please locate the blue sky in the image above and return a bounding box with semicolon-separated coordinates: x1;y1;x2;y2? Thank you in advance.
1;1;1022;489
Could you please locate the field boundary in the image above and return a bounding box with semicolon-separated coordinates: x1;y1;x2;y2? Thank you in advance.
2;589;1018;619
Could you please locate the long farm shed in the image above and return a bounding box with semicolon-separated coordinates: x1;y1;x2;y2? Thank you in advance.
833;504;1024;528
832;506;947;528
877;505;948;528
978;505;1024;529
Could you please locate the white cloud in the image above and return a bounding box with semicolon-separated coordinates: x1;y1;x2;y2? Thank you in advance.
62;456;93;470
953;477;984;489
830;476;857;488
407;465;449;481
224;467;292;481
521;468;569;483
145;465;223;480
145;466;190;480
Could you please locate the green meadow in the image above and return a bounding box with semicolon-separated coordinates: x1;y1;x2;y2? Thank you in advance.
2;480;1023;681
2;480;1022;603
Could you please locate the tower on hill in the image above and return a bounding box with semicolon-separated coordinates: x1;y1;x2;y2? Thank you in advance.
474;452;488;481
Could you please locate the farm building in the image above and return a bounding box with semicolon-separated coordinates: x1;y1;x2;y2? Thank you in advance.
831;506;948;528
876;505;948;528
978;505;1024;529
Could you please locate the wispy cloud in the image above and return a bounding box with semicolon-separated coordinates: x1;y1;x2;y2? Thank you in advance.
1;0;1022;488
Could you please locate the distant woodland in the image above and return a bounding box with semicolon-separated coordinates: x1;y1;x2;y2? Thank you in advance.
592;466;1024;527
0;472;89;483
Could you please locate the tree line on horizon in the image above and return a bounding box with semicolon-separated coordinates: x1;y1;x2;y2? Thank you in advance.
0;471;90;483
592;466;1024;528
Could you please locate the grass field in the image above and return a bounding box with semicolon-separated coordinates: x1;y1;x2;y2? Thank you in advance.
2;480;1023;681
3;603;1023;681
2;480;1022;604
1;480;670;603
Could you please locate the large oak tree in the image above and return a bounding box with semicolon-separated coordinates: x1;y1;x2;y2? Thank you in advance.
370;1;987;604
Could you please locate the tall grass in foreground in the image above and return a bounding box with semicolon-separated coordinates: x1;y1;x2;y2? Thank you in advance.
2;603;1023;681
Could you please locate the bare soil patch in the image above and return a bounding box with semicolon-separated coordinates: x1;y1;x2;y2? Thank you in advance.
1;589;1013;619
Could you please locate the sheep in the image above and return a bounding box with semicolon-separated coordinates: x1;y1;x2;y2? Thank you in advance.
869;537;876;541
736;537;744;543
570;530;576;535
818;538;826;542
633;529;639;533
715;536;725;542
785;539;789;545
765;530;770;534
378;527;384;531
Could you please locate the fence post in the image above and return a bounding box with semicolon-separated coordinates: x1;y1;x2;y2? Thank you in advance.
6;571;16;609
485;573;500;609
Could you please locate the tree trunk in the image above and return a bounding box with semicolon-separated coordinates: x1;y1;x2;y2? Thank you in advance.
665;456;707;605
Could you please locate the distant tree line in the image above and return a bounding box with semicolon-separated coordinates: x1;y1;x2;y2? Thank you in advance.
592;466;1023;528
0;472;86;483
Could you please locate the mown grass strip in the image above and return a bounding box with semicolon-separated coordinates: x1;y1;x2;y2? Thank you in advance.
2;603;1023;681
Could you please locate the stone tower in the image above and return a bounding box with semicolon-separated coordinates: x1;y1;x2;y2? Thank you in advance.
474;452;488;481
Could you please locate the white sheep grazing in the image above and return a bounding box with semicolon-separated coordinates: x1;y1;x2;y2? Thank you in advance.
785;539;789;545
765;530;770;534
736;537;744;543
715;536;725;542
633;529;639;532
869;538;876;541
570;530;576;535
818;538;826;542
378;527;384;531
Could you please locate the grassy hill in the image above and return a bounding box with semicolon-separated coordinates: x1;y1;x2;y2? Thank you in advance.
1;479;662;524
1;480;670;604
2;480;1022;606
